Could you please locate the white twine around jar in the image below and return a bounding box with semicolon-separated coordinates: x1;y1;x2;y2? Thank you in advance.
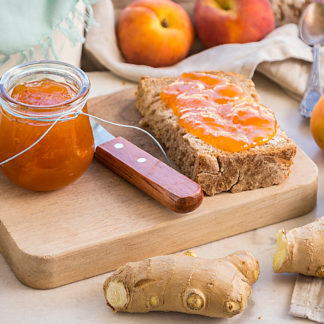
0;97;171;166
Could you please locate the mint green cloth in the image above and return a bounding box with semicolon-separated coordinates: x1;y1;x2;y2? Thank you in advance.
0;0;96;65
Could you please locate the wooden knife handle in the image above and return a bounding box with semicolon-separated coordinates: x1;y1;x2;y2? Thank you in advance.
95;137;203;213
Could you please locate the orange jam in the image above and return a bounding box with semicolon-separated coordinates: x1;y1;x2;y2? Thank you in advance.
0;79;94;191
160;72;277;152
11;79;76;106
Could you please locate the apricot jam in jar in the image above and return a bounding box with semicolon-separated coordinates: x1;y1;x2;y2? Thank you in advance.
0;61;94;191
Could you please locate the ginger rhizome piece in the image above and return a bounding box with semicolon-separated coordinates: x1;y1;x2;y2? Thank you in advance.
103;250;259;318
273;217;324;277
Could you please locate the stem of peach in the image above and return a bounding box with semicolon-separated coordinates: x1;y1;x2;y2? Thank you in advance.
214;0;232;10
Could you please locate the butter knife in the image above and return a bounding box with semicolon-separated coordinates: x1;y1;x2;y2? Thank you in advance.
90;118;203;213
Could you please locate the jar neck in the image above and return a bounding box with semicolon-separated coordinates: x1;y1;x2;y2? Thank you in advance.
0;61;90;121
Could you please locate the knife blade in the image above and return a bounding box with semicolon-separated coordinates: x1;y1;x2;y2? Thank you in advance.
90;118;203;213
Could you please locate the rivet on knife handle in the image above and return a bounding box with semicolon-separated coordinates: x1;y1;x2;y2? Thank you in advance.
95;137;203;213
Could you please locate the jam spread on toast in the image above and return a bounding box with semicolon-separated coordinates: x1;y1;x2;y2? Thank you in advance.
160;72;277;152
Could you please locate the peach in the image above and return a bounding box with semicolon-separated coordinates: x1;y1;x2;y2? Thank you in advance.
311;95;324;151
194;0;275;48
117;0;194;67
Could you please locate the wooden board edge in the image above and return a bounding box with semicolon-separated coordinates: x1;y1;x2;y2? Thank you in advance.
2;173;316;289
87;87;137;107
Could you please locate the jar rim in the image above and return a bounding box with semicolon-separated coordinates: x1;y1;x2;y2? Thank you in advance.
0;60;90;110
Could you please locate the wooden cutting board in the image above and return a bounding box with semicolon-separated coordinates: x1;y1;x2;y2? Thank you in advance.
0;88;318;289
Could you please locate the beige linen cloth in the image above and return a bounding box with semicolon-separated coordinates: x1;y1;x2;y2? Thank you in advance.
85;0;324;99
289;275;324;323
290;275;324;323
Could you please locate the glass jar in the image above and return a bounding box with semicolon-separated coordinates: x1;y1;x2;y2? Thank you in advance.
0;61;94;191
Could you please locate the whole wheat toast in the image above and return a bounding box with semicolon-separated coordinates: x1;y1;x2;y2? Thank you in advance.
135;71;296;195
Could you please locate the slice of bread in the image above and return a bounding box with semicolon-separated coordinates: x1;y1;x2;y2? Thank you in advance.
135;71;297;195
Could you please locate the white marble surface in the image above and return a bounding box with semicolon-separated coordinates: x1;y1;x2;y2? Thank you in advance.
0;71;322;324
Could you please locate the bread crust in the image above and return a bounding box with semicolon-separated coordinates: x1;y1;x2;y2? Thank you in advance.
135;72;296;195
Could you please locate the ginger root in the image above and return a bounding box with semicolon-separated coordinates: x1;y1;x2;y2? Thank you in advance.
273;217;324;277
103;250;259;318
